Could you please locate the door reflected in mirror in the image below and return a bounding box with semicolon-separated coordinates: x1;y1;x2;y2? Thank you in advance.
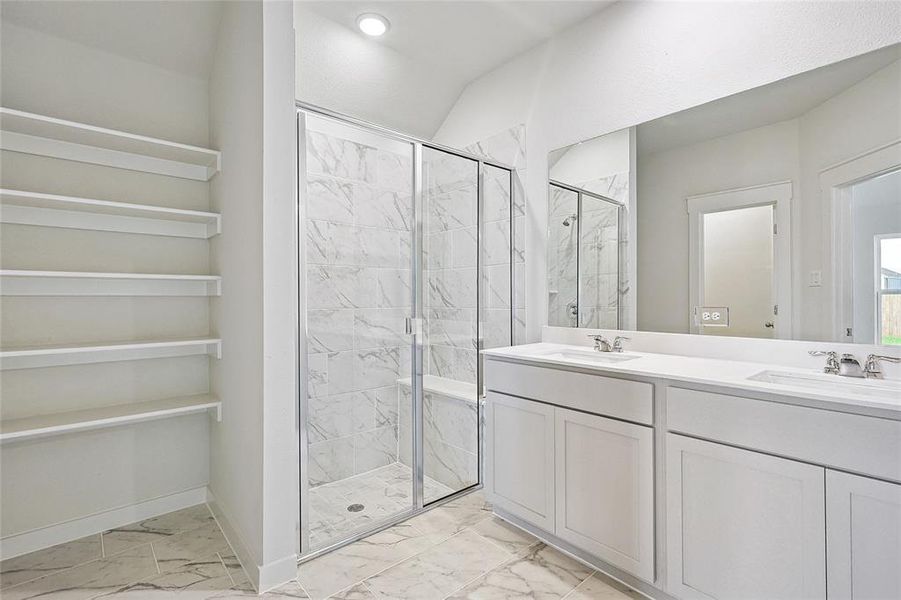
548;43;901;346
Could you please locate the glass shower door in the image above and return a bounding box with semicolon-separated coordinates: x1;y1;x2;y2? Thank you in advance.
301;112;417;552
418;147;481;503
299;107;517;555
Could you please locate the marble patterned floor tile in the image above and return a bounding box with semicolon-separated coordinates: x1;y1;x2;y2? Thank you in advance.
0;534;102;589
407;491;492;538
95;552;233;598
561;572;644;600
151;521;231;575
219;553;254;592
327;582;377;599
470;517;540;555
206;579;311;599
447;543;593;600
362;529;510;599
297;522;441;600
2;544;159;600
307;462;452;550
101;505;215;556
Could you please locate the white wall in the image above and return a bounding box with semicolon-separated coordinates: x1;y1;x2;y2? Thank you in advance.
797;59;901;340
0;21;212;545
208;0;298;591
434;0;901;343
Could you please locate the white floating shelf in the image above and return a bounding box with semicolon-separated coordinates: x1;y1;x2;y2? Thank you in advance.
0;338;222;370
0;394;221;444
0;270;221;297
0;189;220;238
0;108;220;181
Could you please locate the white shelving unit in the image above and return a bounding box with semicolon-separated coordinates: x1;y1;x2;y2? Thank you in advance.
0;338;222;370
0;108;220;181
0;189;221;238
0;394;222;444
1;270;222;296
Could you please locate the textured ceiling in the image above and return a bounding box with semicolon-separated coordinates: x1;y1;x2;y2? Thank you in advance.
297;1;617;138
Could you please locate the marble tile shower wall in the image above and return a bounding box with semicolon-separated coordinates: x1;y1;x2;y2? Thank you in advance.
423;151;480;385
548;185;579;327
465;126;527;346
583;172;631;329
578;197;619;329
305;129;412;486
398;385;478;495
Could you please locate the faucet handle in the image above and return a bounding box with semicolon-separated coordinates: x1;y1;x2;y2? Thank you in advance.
865;354;901;379
612;336;631;352
586;334;610;351
809;350;840;374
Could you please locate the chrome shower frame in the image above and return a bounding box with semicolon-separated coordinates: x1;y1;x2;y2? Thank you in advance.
296;101;516;562
548;179;624;329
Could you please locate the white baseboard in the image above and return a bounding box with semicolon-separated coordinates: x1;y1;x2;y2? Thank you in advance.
0;486;209;560
258;553;300;593
207;489;297;593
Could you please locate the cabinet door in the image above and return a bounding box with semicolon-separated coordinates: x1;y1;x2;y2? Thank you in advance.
827;470;901;600
666;434;825;600
555;408;654;582
485;392;555;531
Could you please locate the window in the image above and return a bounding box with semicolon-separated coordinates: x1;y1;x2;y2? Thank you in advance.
876;234;901;345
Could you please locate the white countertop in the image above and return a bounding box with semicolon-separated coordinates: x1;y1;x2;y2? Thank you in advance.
483;343;901;417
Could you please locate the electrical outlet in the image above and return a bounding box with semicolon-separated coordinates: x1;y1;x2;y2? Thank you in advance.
808;270;822;287
696;306;729;327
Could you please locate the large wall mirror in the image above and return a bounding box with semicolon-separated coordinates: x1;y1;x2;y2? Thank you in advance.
548;43;901;346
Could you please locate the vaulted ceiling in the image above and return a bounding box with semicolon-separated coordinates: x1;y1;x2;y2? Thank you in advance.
296;1;617;138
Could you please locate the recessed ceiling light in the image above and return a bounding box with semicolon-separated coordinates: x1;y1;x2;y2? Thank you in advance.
356;13;389;37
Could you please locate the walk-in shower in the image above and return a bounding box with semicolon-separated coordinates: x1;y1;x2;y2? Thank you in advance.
297;105;516;557
548;181;622;329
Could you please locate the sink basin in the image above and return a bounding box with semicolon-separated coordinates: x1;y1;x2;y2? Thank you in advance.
536;348;640;363
748;370;901;401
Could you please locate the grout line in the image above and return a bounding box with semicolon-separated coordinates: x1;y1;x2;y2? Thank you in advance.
149;542;161;575
294;578;313;599
216;552;235;587
99;532;106;558
561;571;596;600
464;524;516;558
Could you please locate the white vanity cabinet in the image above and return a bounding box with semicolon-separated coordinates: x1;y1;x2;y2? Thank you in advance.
555;407;654;581
485;391;556;531
483;357;656;583
665;433;826;600
826;470;901;600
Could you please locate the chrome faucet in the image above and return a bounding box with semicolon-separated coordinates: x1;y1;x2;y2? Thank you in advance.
588;334;630;353
838;353;865;378
864;354;901;379
809;350;867;378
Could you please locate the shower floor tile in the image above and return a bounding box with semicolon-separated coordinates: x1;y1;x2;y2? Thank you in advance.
308;462;454;550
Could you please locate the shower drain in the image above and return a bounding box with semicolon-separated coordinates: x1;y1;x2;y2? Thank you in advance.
347;503;365;513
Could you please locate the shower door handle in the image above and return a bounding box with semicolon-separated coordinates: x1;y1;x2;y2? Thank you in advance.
405;317;423;336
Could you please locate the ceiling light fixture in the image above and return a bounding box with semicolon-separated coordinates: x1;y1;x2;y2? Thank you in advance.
356;13;389;37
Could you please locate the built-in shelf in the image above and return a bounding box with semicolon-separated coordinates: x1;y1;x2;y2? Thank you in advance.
0;108;220;181
0;394;221;444
0;338;222;370
0;189;220;238
397;375;478;403
0;270;221;296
